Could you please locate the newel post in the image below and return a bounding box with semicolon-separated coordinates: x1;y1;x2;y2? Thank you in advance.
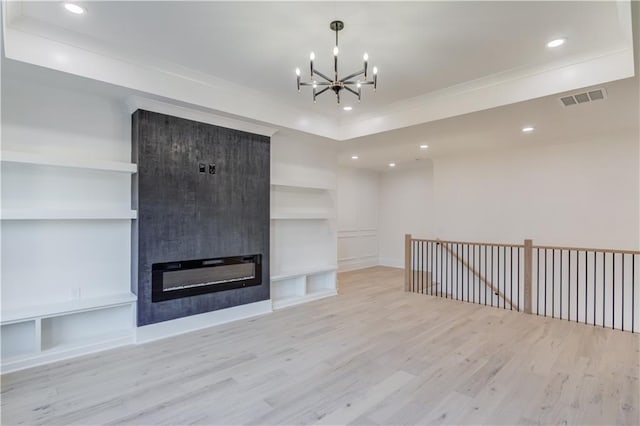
404;234;412;292
523;239;533;314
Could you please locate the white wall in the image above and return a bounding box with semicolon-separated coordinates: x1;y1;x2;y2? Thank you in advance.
378;163;435;268
432;136;639;249
336;167;380;272
371;135;638;269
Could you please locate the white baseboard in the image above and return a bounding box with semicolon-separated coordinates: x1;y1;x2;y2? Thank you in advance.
135;300;273;344
338;256;379;272
378;257;404;269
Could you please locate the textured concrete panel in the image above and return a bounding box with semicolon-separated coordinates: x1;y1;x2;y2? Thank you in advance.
132;110;270;326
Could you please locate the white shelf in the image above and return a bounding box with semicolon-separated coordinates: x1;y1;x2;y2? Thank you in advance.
38;329;134;355
271;267;337;310
1;293;137;324
270;180;335;191
272;290;337;310
271;266;337;282
1;151;137;173
1;294;136;373
1;329;135;373
1;208;137;220
271;211;335;220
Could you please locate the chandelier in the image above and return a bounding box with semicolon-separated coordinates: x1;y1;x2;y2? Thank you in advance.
296;20;378;104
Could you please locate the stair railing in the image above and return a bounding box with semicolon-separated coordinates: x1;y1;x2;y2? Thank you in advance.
405;235;640;333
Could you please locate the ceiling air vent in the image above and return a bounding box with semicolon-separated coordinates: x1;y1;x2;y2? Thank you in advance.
559;88;607;107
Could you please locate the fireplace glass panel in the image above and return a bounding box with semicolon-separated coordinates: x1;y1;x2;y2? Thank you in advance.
152;255;261;302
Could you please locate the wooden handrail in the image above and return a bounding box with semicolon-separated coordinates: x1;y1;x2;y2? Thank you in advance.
412;238;524;248
438;240;513;308
411;238;639;255
531;245;640;255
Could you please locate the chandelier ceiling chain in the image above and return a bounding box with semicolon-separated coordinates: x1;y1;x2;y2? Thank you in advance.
296;20;378;105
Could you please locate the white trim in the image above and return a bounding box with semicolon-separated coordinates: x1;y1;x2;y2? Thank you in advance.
271;290;337;310
1;208;137;220
126;97;278;138
271;266;337;282
378;257;404;269
135;300;272;344
338;230;378;239
1;293;137;324
1;151;137;173
270;180;335;191
338;257;379;272
271;212;335;220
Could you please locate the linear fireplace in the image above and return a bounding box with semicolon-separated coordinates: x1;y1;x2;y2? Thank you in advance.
152;255;262;302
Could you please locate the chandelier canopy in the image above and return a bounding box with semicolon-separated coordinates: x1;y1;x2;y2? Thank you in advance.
296;20;378;104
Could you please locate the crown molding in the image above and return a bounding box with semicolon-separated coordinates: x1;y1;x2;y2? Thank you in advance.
125;96;279;138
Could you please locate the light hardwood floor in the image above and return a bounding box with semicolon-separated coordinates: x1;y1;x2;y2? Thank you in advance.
2;266;639;425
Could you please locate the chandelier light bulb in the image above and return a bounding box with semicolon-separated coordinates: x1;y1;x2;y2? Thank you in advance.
295;68;301;76
313;81;317;88
333;46;339;56
363;53;369;61
310;52;315;61
373;66;378;75
357;81;361;88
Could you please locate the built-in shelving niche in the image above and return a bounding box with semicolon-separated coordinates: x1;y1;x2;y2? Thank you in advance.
270;181;337;309
1;151;137;372
1;294;136;372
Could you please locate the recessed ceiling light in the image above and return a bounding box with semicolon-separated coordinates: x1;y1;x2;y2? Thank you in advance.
351;155;359;160
64;3;85;14
522;126;535;133
389;162;396;167
419;144;429;149
547;38;566;48
343;106;353;111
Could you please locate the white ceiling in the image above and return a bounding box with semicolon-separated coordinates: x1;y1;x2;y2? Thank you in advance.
14;1;630;111
2;0;637;160
9;1;634;120
337;76;639;171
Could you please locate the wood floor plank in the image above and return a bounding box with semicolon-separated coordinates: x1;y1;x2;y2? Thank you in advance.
1;266;638;425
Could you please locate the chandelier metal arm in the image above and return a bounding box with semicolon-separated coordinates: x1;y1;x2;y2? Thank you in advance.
343;86;360;97
340;70;365;83
314;86;331;102
300;81;330;86
313;69;333;83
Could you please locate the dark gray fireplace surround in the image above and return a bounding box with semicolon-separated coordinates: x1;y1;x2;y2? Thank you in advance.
132;110;270;326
